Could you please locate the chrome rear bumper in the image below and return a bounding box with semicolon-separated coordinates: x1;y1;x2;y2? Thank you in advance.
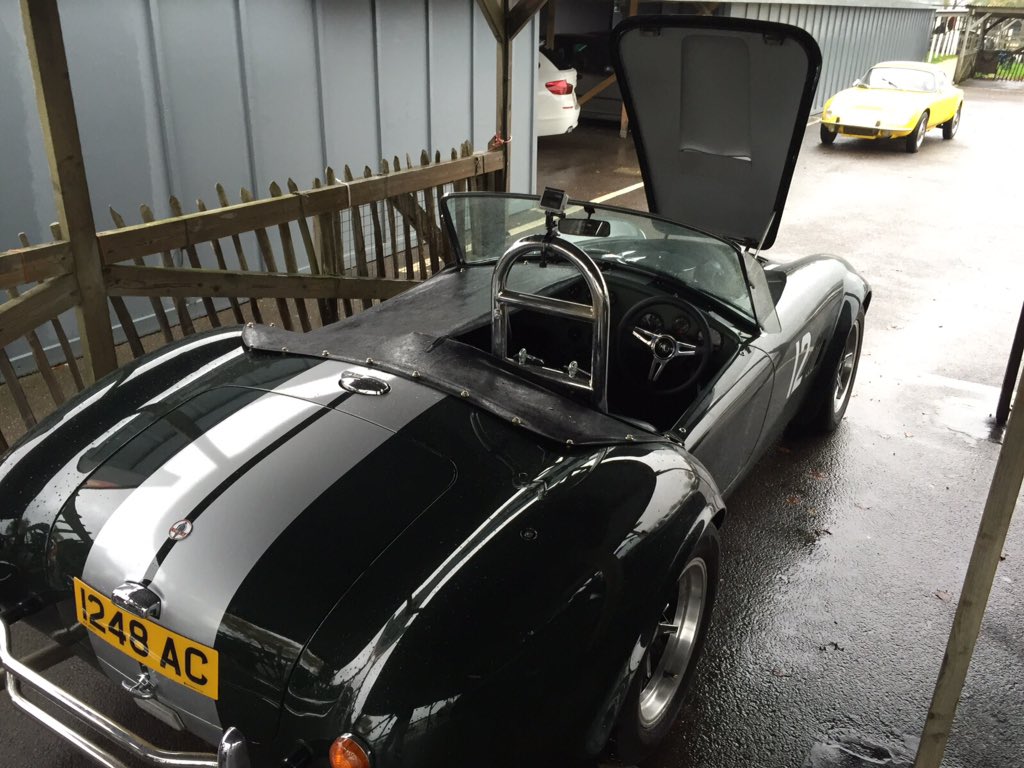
0;614;250;768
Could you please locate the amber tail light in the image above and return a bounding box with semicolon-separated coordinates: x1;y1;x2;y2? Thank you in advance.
329;735;371;768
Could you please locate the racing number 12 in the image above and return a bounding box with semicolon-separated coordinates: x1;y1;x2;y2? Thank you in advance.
787;332;813;398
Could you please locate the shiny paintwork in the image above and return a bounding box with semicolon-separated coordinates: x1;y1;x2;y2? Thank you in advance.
0;256;868;767
821;61;963;140
0;321;723;767
0;15;870;767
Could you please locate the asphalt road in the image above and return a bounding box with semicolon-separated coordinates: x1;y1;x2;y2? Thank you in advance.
3;81;1023;768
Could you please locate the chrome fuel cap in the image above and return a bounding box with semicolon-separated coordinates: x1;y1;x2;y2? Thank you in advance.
339;371;391;396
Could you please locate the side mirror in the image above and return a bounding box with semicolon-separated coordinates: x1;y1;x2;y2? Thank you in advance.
853;78;866;88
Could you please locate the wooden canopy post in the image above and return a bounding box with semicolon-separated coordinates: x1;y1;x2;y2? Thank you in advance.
20;0;116;383
618;0;639;138
544;0;556;49
913;370;1024;767
477;0;548;192
996;301;1024;426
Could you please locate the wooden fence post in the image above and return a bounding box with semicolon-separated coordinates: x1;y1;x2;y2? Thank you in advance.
913;370;1024;767
21;0;116;382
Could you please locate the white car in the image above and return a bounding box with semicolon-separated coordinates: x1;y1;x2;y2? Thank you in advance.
536;49;580;136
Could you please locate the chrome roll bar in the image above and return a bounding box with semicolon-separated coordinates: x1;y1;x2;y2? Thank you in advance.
0;614;249;768
491;236;611;413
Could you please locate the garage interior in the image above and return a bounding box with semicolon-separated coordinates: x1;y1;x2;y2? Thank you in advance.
1;1;1023;767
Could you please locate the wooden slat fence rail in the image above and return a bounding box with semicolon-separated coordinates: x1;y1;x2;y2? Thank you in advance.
0;143;504;450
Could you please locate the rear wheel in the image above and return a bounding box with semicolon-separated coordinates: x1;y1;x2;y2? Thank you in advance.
820;123;837;145
790;308;864;434
905;111;928;153
611;527;720;763
942;104;961;140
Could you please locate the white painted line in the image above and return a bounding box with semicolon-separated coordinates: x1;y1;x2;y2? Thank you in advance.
590;181;645;204
807;116;822;127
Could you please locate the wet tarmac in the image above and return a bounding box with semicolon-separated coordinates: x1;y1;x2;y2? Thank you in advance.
3;81;1023;767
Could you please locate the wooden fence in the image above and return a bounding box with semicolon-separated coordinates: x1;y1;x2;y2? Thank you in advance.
0;142;505;450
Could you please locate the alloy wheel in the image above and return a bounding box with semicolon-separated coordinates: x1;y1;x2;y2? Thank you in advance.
833;322;860;414
638;558;707;728
915;117;926;149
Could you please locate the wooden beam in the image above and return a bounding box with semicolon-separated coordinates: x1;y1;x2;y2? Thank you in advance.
577;73;617;107
508;0;547;40
913;371;1024;767
0;241;72;290
496;0;512;192
104;265;416;302
544;0;556;49
475;0;505;41
0;275;78;351
995;301;1024;426
619;0;638;139
20;0;116;383
97;152;504;264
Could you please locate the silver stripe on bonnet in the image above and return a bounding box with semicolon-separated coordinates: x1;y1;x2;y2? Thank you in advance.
80;360;446;737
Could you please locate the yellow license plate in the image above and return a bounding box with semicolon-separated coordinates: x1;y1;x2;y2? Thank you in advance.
73;577;219;700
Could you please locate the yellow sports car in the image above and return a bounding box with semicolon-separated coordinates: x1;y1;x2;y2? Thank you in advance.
820;61;963;153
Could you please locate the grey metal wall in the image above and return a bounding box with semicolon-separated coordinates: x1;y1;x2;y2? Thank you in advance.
0;0;537;370
728;2;936;112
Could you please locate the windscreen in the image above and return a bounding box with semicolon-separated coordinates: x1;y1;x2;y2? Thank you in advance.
444;193;757;322
865;66;937;92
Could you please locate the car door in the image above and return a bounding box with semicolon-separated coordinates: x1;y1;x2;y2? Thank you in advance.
681;345;774;496
933;71;957;124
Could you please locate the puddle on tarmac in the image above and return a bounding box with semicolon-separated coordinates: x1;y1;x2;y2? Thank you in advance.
805;730;920;768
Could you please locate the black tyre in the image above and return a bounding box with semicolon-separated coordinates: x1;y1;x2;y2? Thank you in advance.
611;527;720;764
819;123;837;145
791;308;864;434
942;104;961;140
905;112;928;153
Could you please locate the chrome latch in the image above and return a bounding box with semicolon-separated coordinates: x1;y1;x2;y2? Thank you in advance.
122;671;157;700
112;581;161;619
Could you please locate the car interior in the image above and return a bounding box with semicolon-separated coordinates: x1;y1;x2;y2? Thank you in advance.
452;254;746;434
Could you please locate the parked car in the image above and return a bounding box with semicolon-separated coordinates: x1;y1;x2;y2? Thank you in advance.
820;60;964;152
0;17;868;768
536;49;580;136
544;31;621;122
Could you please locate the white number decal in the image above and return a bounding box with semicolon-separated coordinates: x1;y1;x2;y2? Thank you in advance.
787;332;813;398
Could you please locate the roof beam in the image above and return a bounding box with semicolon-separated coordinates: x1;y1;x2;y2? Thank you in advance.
475;0;505;41
508;0;548;40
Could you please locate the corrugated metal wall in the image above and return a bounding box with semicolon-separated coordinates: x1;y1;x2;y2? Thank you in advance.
0;0;537;369
728;2;936;112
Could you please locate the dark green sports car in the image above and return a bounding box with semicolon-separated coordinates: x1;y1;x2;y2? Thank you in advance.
0;16;868;768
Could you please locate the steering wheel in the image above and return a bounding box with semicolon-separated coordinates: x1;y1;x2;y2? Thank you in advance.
617;296;712;395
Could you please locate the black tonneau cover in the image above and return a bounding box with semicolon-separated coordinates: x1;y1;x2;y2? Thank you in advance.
241;268;660;446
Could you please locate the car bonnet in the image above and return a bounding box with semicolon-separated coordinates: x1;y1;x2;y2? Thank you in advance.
612;16;821;250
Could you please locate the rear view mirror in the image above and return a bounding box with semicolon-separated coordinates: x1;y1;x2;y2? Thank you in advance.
558;217;611;237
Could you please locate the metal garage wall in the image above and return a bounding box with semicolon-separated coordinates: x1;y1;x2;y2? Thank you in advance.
727;2;936;112
0;0;537;370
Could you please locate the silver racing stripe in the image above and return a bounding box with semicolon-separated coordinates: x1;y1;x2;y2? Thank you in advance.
82;360;352;592
147;406;395;729
81;390;325;732
81;364;448;734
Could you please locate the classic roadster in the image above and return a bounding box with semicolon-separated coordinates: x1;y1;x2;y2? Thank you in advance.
0;16;869;768
819;60;964;153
